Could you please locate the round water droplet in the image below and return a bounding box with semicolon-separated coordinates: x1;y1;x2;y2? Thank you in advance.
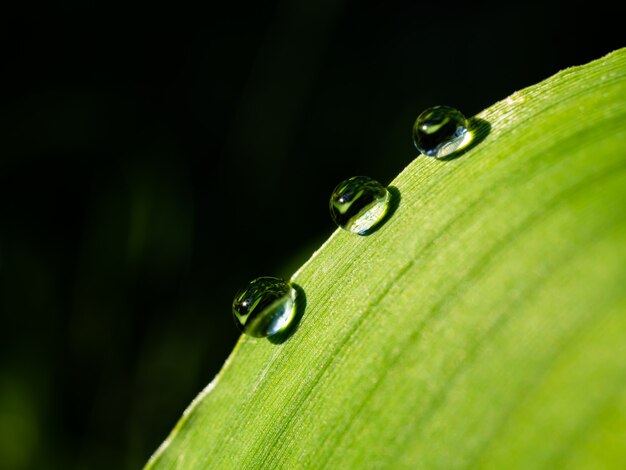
329;176;390;235
232;277;296;338
412;105;469;158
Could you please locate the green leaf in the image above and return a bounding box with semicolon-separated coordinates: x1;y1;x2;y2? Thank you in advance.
147;49;626;469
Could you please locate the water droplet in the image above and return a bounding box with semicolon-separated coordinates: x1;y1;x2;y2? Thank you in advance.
232;277;296;338
412;105;469;158
329;176;390;235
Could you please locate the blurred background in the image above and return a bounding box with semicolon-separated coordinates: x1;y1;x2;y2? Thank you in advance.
0;1;622;468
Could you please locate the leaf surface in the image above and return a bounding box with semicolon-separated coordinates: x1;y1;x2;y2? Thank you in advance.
147;49;626;469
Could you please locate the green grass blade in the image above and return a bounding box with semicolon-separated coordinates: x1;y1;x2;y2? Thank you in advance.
147;48;626;469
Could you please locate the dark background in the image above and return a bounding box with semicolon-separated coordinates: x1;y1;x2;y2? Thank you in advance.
0;1;622;468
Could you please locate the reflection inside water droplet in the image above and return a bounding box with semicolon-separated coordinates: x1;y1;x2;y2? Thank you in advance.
412;105;470;159
329;176;390;235
232;277;296;338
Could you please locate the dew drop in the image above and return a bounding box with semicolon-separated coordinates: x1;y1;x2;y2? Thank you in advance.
329;176;390;235
232;277;296;338
412;105;469;158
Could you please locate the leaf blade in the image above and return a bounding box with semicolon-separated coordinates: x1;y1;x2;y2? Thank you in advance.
147;48;626;469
